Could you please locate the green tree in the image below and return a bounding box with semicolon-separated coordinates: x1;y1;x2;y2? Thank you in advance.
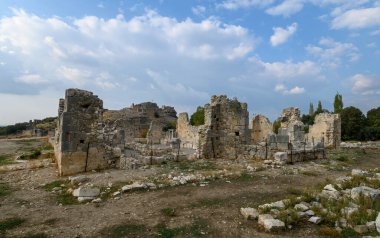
333;92;343;113
316;101;323;114
340;106;366;141
273;120;281;134
309;103;314;116
367;107;380;128
190;106;205;126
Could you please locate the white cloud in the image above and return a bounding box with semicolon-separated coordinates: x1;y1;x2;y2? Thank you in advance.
192;5;206;16
250;57;321;79
270;23;297;46
350;74;380;95
16;74;47;84
306;37;359;68
266;0;304;17
217;0;274;10
331;7;380;29
274;84;305;95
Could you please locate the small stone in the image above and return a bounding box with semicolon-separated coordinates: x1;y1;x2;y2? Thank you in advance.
324;184;337;192
92;198;102;203
366;221;376;232
354;225;368;234
308;216;322;224
258;214;274;226
78;196;94;202
294;203;309;212
351;169;369;177
305;210;315;216
112;191;121;197
240;208;259;220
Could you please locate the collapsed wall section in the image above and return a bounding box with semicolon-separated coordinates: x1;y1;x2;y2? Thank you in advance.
176;113;199;149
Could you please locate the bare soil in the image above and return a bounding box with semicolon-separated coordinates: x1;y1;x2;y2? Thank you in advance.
1;138;380;238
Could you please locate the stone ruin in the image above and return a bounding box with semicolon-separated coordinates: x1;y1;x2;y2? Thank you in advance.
53;89;342;176
54;89;179;175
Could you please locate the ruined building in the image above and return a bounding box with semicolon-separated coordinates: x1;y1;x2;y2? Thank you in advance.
54;89;178;175
54;88;342;176
308;113;341;148
199;96;250;159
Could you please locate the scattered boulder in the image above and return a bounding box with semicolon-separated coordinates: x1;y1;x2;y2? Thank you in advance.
69;175;90;185
366;221;376;232
376;212;380;233
308;216;322;224
294;203;308;212
121;182;146;192
240;208;259;220
73;187;100;197
354;225;368;234
258;214;285;232
274;152;288;165
351;186;380;201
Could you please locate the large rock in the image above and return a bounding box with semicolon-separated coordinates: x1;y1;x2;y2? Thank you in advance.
73;187;100;197
294;203;309;212
240;208;259;220
121;182;146;192
376;212;380;232
274;152;288;165
308;216;322;224
258;214;285;232
351;186;380;200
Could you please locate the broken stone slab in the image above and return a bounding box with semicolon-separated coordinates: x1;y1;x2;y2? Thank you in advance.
294;203;309;212
73;187;100;197
240;207;259;220
305;210;315;216
308;216;322;224
351;186;380;201
259;200;286;210
78;196;95;202
121;182;146;192
92;198;102;203
262;219;285;232
258;214;274;226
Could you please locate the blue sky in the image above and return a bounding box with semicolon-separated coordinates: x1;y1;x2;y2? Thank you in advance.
0;0;379;125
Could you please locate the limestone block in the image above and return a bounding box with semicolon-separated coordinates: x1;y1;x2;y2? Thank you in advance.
73;187;100;197
240;208;259;220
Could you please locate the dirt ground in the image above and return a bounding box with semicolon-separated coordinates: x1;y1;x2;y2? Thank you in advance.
1;137;380;238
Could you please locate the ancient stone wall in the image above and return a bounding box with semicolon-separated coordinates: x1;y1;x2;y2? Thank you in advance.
250;114;273;144
176;113;200;149
278;107;305;144
103;103;177;142
54;89;125;176
308;113;341;148
199;95;250;159
280;107;301;128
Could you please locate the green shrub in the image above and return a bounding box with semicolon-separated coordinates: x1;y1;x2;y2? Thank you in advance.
0;217;26;232
160;208;176;217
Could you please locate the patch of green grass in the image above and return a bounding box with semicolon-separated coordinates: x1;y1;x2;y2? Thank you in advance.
0;183;11;197
160;207;176;217
340;228;359;237
43;180;66;191
56;193;78;205
0;155;13;166
22;233;49;238
336;155;349;162
300;170;319;176
191;198;224;208
99;223;147;238
0;217;26;233
155;218;208;238
233;172;254;182
19;150;41;160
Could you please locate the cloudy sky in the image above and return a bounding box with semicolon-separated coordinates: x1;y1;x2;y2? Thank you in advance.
0;0;379;125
